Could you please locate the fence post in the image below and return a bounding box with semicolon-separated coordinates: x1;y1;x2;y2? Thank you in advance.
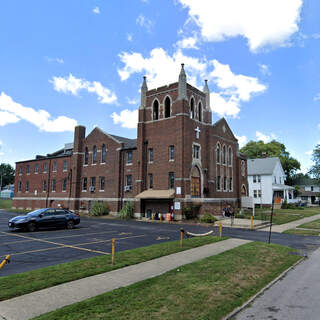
250;216;254;230
180;228;184;248
112;238;115;265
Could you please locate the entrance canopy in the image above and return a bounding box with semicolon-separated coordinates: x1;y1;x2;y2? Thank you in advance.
272;184;294;191
136;189;175;199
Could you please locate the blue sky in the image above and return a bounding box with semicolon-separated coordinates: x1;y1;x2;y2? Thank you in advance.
0;0;319;173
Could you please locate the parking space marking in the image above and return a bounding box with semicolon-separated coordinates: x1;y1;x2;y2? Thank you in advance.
0;230;124;246
0;233;146;258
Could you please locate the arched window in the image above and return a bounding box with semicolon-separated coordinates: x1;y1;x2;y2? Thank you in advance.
228;147;232;166
190;98;195;119
101;144;106;163
222;145;226;164
164;97;171;118
241;160;246;177
84;147;89;165
92;145;97;164
198;102;202;122
153;100;159;120
216;143;221;163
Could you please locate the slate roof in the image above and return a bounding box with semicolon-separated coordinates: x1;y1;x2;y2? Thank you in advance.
110;135;137;149
247;157;280;175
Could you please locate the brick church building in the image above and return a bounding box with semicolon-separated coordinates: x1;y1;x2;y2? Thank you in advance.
13;64;248;219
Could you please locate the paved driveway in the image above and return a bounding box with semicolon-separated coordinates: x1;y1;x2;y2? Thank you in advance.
1;210;320;276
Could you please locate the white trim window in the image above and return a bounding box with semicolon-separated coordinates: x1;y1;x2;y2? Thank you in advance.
193;144;200;159
216;143;221;164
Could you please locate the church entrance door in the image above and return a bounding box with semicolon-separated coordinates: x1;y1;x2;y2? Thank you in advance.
191;166;201;197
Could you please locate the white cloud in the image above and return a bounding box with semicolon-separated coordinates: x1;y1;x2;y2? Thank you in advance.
235;135;248;148
259;64;271;76
178;0;302;52
314;93;320;101
176;36;199;49
256;131;277;143
118;48;207;89
0;92;77;132
126;97;138;105
136;14;153;33
0;111;20;126
127;33;133;42
93;6;100;14
209;59;266;102
305;150;313;156
111;109;138;129
118;48;266;118
51;74;117;104
45;57;64;64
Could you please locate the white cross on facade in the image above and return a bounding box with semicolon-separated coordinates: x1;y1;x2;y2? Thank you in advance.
195;126;201;139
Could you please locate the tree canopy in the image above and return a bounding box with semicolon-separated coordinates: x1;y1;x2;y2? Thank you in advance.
0;163;15;189
240;140;300;185
309;144;320;181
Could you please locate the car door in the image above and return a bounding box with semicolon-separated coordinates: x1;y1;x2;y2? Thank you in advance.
54;209;67;226
37;209;56;228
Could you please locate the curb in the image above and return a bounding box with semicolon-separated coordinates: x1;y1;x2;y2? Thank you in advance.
222;255;307;320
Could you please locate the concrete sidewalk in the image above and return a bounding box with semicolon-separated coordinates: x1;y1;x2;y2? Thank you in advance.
0;238;251;320
260;213;320;233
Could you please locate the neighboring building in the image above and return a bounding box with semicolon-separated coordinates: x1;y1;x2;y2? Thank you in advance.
295;178;320;204
247;157;295;206
0;184;14;199
12;65;248;219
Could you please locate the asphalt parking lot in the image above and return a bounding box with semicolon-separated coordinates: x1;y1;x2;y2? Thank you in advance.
1;210;320;276
0;210;215;276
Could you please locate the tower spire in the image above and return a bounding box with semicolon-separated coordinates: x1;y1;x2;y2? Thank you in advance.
140;76;148;108
203;79;210;109
178;63;187;100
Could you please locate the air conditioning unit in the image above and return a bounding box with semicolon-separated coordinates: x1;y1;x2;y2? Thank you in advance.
89;186;95;192
124;185;132;192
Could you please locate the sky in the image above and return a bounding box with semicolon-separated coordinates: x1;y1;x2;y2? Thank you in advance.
0;0;319;173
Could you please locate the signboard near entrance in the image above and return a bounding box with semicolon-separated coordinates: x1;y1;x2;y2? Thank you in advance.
174;202;181;210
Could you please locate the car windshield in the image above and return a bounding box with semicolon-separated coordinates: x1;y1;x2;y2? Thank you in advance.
27;208;48;217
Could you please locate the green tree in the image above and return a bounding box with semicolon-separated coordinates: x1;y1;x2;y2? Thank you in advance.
0;163;15;189
240;140;300;185
309;144;320;180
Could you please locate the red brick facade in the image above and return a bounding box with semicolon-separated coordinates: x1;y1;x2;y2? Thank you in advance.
13;66;248;219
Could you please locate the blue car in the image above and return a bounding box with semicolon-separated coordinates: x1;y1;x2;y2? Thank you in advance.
8;208;80;232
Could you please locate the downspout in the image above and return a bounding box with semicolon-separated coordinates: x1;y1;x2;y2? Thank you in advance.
46;158;52;208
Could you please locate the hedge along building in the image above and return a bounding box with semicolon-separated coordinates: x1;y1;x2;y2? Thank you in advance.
13;64;248;219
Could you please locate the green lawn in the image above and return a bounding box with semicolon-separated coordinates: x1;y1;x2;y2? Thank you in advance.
284;229;320;236
34;242;301;320
236;207;320;225
0;199;12;209
299;219;320;230
0;235;226;301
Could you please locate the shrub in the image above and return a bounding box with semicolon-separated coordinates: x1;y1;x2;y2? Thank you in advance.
119;202;135;220
182;205;201;220
200;213;217;224
281;199;288;209
89;201;110;216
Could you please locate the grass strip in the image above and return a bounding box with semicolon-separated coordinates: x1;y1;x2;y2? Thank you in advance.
298;218;320;230
237;207;319;225
284;229;320;236
34;242;301;320
0;235;226;301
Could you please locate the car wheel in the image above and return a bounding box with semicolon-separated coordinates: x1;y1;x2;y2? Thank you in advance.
66;220;74;229
27;222;36;232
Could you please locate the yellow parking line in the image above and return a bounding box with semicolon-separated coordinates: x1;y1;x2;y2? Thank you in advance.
74;234;146;247
0;234;146;257
0;230;121;246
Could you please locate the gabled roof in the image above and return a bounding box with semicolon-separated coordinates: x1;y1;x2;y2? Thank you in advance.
247;157;281;175
110;135;137;149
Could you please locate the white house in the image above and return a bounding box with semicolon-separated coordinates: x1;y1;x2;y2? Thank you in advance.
247;157;295;206
297;181;320;204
